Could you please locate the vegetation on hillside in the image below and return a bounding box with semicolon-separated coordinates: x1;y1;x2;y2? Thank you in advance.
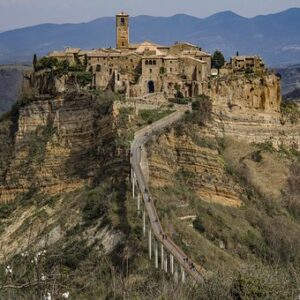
34;56;92;88
147;115;300;299
280;100;300;124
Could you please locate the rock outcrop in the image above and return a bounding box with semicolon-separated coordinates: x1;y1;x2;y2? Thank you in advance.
0;91;124;202
204;73;300;149
147;128;243;208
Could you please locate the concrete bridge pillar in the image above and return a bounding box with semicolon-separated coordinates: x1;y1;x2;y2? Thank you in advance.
161;244;164;270
181;266;186;283
154;240;158;269
148;228;152;260
174;264;179;283
170;254;174;274
164;256;168;273
137;193;141;214
132;172;135;199
143;208;146;237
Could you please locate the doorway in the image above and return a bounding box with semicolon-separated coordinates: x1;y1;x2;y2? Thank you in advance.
148;80;155;93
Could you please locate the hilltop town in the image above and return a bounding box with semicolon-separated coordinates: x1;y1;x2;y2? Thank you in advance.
45;12;266;100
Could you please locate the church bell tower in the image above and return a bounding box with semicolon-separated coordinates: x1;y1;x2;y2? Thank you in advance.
116;12;129;49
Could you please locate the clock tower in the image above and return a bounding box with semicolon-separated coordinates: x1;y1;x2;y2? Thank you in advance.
116;12;129;49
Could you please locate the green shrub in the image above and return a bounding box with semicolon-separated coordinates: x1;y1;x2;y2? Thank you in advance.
190;95;212;126
169;98;192;105
255;141;275;153
63;240;90;269
139;109;173;124
193;216;205;233
54;59;70;75
230;265;294;300
281;101;300;124
74;71;92;86
0;201;17;218
35;57;58;71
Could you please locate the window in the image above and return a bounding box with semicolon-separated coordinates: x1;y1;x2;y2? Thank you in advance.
145;60;149;65
120;17;125;25
153;60;156;65
96;64;101;72
109;68;112;75
117;74;120;81
149;69;152;73
130;59;133;62
170;68;173;72
122;42;125;47
149;60;153;65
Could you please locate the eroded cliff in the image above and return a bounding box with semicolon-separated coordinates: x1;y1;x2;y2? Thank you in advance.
0;91;123;202
204;73;300;148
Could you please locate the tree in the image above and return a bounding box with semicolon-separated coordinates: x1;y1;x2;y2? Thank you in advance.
211;50;225;70
33;54;37;71
191;95;212;126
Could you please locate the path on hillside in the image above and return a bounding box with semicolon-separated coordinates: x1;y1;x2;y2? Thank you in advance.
130;106;204;283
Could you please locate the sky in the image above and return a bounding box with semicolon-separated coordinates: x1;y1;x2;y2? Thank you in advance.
0;0;300;32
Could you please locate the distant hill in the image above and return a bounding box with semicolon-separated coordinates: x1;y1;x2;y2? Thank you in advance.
0;65;31;115
276;65;300;95
1;8;300;66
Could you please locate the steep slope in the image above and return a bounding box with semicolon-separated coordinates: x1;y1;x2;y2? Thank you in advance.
1;9;300;65
0;90;187;299
146;117;300;298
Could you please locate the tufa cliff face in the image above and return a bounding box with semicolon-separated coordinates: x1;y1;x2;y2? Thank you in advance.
147;127;243;210
208;73;281;115
203;73;300;149
0;90;127;202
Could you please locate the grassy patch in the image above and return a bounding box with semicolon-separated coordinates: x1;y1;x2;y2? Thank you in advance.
281;100;300;124
139;109;174;125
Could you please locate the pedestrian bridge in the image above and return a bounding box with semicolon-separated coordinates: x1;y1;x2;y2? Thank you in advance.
130;108;204;284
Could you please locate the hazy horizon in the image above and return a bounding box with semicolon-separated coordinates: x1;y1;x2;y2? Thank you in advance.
1;0;300;32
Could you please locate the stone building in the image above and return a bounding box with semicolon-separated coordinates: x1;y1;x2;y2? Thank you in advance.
48;12;213;99
230;55;265;73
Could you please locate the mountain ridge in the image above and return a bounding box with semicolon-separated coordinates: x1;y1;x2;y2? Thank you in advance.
1;8;300;65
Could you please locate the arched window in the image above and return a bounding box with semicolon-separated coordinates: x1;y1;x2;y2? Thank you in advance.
153;60;156;65
145;60;149;65
120;18;125;25
149;60;153;65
